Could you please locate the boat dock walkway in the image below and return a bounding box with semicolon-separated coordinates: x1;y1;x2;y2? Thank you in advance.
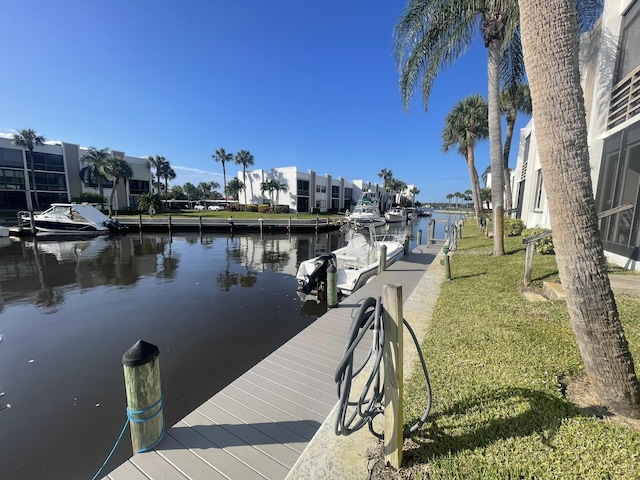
114;215;345;233
104;239;446;480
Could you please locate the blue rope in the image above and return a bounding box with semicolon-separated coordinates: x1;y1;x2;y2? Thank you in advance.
91;418;130;480
91;396;165;479
126;395;165;453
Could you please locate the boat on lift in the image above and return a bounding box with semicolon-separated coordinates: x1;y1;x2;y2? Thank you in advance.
296;224;405;302
346;190;386;227
384;206;407;223
11;203;127;237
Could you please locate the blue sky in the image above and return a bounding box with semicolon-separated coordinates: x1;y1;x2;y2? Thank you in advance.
0;0;530;203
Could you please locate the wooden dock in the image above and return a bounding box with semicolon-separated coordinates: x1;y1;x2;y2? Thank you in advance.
113;216;345;233
104;240;444;480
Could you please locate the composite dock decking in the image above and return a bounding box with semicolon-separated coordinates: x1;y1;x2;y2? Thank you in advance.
105;240;444;480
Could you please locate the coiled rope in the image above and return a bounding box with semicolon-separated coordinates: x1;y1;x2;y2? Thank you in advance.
334;296;432;439
91;395;165;480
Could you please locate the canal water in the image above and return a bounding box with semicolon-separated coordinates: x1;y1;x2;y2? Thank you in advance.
0;213;453;480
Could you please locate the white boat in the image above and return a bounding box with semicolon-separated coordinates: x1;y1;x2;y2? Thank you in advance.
13;203;127;236
296;225;405;302
384;207;407;223
346;190;386;227
0;225;9;237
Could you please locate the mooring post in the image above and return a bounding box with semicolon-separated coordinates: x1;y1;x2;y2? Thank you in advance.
443;244;451;281
378;244;388;274
417;229;422;245
122;340;164;454
259;217;264;235
167;215;172;233
315;215;319;232
199;215;203;232
428;219;435;244
382;283;403;470
524;241;535;287
228;216;234;233
138;214;143;232
327;264;338;308
403;236;410;255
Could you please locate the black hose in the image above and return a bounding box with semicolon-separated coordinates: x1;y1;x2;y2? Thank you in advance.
334;296;432;439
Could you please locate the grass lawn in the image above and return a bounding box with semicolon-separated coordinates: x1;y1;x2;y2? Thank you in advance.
377;227;640;479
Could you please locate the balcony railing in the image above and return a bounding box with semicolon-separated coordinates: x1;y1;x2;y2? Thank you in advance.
607;63;640;129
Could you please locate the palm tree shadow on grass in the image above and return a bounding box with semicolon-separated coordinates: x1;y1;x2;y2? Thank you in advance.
403;387;578;463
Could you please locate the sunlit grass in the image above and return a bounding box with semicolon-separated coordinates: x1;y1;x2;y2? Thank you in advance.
397;226;640;479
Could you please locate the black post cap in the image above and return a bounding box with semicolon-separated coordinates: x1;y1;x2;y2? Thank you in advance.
122;340;159;367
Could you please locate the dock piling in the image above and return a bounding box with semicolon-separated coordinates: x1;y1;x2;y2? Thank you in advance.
122;340;164;454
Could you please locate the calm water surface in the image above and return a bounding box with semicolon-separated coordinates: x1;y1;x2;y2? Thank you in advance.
0;214;450;479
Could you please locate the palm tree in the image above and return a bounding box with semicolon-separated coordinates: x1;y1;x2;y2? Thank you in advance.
409;187;420;206
183;182;197;205
480;187;492;210
395;1;522;256
12;128;46;210
159;162;176;207
446;193;454;208
101;156;133;216
378;168;393;211
147;155;167;195
454;192;462;209
501;82;532;212
235;150;254;210
519;0;639;417
272;180;288;205
442;95;489;227
80;147;111;201
260;180;275;205
226;177;244;201
213;148;233;204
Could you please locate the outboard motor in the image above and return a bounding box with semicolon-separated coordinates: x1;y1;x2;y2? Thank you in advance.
299;253;336;299
104;218;128;233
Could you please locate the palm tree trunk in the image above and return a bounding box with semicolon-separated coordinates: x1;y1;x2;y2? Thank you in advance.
466;147;483;230
27;149;40;210
109;178;119;216
503;111;516;213
519;0;640;418
488;38;505;256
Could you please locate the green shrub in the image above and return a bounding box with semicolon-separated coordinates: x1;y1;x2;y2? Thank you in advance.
504;218;525;236
522;227;555;254
71;192;106;204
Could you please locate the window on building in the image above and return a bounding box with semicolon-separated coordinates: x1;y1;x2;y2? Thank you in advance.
597;121;640;259
615;0;640;83
0;190;28;209
0;168;25;189
533;169;545;211
129;180;150;195
297;180;309;197
316;185;326;193
0;148;25;168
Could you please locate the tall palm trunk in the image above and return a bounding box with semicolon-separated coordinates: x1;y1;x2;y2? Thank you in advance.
519;0;640;418
27;149;40;210
466;146;483;229
487;36;505;256
503;109;517;213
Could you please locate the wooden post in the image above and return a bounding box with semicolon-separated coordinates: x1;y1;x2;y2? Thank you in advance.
29;211;36;235
199;215;203;232
524;241;535;287
378;244;387;274
315;215;319;232
428;219;435;244
382;284;403;470
403;236;410;255
417;229;422;245
443;244;451;281
122;340;164;454
259;217;264;235
138;214;143;232
327;264;338;308
167;215;172;233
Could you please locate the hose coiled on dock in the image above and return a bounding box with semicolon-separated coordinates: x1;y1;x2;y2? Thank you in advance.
334;296;432;439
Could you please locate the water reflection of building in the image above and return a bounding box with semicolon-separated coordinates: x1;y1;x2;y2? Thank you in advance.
0;236;168;311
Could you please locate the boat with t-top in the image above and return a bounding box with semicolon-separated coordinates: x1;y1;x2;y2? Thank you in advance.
384;206;407;223
346;190;386;227
296;224;405;302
